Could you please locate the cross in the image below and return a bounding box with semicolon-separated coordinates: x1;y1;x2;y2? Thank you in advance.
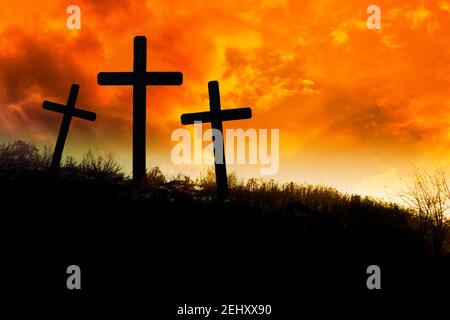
181;81;252;200
42;83;96;174
97;36;183;180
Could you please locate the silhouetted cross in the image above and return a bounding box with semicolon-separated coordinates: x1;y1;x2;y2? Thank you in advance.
97;36;183;180
181;81;252;200
42;84;96;174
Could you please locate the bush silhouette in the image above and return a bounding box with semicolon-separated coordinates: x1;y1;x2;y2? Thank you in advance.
0;141;448;256
0;140;51;170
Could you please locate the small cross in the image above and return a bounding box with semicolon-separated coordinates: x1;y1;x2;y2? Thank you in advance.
97;36;183;180
42;84;96;174
181;81;252;200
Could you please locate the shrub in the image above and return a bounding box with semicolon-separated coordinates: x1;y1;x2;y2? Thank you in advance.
0;140;50;170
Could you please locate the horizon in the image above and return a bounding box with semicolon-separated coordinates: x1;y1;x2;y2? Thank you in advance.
0;138;419;207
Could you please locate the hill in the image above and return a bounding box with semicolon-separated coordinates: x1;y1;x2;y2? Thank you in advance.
0;140;449;300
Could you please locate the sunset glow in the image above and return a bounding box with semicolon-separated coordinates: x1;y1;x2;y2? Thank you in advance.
1;0;450;201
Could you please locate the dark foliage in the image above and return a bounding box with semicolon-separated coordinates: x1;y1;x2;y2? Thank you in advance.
0;140;447;259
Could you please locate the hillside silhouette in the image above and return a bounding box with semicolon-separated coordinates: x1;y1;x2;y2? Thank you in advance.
1;140;449;299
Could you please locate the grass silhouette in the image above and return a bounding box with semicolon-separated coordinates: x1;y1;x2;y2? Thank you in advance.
0;140;448;259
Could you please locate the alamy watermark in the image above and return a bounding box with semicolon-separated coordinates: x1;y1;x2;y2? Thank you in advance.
66;5;81;30
367;5;381;30
171;122;280;175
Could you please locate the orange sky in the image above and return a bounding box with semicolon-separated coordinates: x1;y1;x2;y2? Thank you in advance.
1;0;450;201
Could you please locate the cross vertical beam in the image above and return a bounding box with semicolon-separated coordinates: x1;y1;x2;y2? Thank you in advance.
49;84;79;173
133;36;147;180
208;81;228;200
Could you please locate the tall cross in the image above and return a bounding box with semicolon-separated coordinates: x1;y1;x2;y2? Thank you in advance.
42;84;96;174
181;81;252;200
97;36;183;180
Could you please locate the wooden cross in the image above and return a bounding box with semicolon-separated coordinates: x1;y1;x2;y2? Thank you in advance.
42;84;96;174
181;81;252;200
97;36;183;180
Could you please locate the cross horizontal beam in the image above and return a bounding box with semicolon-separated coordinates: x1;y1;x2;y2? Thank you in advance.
181;108;252;125
42;101;97;121
97;72;183;86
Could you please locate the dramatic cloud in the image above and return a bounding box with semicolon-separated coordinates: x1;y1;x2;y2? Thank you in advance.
1;0;450;199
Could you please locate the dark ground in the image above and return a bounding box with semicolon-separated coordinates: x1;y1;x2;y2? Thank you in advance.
0;167;449;315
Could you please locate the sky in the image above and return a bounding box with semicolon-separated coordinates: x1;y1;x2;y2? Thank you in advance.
1;0;450;202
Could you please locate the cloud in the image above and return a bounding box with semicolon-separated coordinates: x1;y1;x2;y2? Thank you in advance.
330;29;349;44
0;26;101;140
1;0;450;199
439;1;450;12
